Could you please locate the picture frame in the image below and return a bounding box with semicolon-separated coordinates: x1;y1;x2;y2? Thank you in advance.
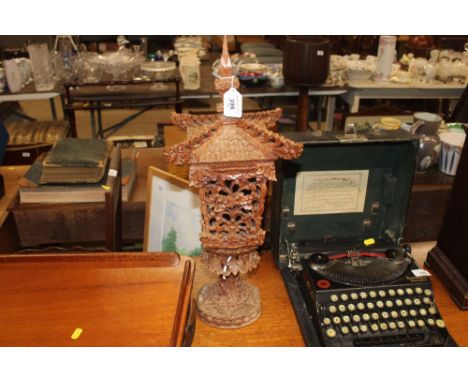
144;166;202;256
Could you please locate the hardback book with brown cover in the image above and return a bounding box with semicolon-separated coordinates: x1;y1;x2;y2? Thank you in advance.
40;138;113;184
19;153;136;203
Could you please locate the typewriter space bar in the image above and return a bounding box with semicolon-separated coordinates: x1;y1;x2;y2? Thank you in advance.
354;333;426;346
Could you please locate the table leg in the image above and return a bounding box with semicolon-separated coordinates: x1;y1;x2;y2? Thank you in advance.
325;96;336;131
296;86;310;132
97;108;104;138
89;109;97;138
316;96;323;131
60;95;67;121
350;96;360;113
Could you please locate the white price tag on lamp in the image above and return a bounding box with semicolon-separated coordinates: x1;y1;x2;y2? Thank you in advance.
223;87;243;118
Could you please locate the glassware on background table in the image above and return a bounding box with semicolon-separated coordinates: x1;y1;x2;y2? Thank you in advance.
76;52;103;84
140;61;176;91
179;51;200;90
4;59;23;93
139;37;148;59
99;49;144;91
27;43;55;91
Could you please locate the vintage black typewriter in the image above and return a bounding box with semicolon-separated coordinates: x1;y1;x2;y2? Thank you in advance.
271;129;456;346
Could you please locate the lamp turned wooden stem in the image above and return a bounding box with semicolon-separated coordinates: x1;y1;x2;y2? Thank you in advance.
296;86;310;131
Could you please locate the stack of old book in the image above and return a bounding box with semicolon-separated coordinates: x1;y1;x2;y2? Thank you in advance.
18;138;137;204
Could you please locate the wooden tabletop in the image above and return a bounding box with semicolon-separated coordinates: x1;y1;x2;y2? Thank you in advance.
191;251;304;347
0;252;194;347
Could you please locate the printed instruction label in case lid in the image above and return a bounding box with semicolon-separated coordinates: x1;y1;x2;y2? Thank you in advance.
224;87;243;118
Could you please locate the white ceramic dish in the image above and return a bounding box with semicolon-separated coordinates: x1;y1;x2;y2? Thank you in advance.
345;69;372;81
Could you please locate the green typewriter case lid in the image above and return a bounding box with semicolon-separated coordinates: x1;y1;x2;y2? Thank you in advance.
271;129;418;262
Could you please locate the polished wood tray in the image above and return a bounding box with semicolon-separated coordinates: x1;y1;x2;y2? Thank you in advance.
0;252;195;346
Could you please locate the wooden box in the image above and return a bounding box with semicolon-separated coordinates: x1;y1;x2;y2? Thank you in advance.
0;252;195;346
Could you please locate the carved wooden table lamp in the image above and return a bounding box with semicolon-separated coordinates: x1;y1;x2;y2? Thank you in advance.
165;37;303;328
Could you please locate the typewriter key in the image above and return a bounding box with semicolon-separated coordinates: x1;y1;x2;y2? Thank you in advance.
342;315;351;324
395;299;403;307
406;288;414;295
397;321;406;329
350;293;359;300
351;325;360;334
404;298;413;306
369;291;377;298
400;310;408;317
423;297;431;305
340;294;349;302
415;287;423;294
385;300;394;308
427;318;435;326
371;312;379;320
379;323;388;331
338;304;346;313
333;316;341;325
357;303;365;311
330;294;339;303
388;289;396;297
413;298;422;306
428;306;437;315
417;319;425;328
341;326;350;335
397;289;405;296
329;305;337;314
408;320;416;328
323;317;332;325
367;302;375;310
419;308;428;316
390;311;399;319
436;319;446;329
371;323;379;332
362;313;370;321
409;309;418;317
359;291;368;299
378;290;386;298
352;314;360;323
347;304;356;312
326;328;337;338
376;300;384;309
381;311;390;319
360;325;368;333
424;289;433;297
388;322;397;330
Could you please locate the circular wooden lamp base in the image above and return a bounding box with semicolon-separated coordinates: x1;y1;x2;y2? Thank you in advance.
197;274;261;329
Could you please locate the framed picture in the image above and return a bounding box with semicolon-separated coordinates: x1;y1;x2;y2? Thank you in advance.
144;166;202;256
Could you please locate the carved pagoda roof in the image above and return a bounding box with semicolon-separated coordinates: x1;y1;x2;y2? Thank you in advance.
164;115;303;166
193;123;275;163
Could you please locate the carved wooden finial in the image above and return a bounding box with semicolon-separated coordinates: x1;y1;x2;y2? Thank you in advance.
219;35;233;78
214;35;239;109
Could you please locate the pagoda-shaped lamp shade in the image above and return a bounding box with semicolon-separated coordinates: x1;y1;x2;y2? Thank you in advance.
165;37;303;328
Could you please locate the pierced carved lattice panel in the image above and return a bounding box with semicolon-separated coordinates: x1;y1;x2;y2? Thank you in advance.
198;174;268;248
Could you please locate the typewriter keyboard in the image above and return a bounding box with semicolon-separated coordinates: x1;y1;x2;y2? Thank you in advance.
317;284;448;346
